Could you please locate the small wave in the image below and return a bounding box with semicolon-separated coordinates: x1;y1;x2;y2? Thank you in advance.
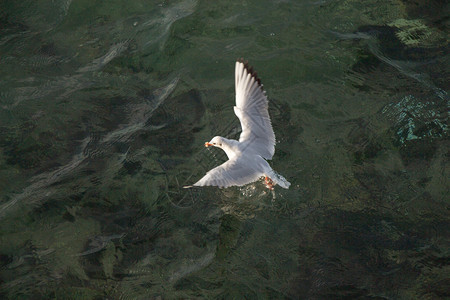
102;76;179;144
0;136;91;220
77;41;130;73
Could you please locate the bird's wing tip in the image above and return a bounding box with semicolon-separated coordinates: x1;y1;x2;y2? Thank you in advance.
236;58;262;88
183;185;194;189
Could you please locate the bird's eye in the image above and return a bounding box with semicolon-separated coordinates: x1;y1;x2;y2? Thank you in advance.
219;143;222;146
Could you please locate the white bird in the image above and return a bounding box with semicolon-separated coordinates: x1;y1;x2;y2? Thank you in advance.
186;59;290;190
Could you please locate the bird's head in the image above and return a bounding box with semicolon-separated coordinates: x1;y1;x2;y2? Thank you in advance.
205;136;224;148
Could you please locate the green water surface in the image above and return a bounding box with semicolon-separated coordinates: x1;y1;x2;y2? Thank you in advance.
0;0;448;298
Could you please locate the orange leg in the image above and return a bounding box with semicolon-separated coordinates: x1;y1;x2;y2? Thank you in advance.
264;176;274;190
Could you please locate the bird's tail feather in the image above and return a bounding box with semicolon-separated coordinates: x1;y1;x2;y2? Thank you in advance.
268;170;290;189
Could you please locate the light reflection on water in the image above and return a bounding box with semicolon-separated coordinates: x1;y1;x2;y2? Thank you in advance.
0;0;448;298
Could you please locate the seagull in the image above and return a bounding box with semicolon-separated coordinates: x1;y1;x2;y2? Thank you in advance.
186;59;290;190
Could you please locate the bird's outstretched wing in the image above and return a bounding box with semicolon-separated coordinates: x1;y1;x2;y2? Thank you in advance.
234;60;276;160
193;158;263;188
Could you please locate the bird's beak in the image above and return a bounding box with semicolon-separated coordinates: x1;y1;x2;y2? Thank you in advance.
205;142;213;147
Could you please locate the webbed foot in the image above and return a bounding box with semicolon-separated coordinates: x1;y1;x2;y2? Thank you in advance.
264;176;275;190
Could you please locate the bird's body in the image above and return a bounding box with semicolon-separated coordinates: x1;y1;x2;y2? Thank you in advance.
188;60;290;190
